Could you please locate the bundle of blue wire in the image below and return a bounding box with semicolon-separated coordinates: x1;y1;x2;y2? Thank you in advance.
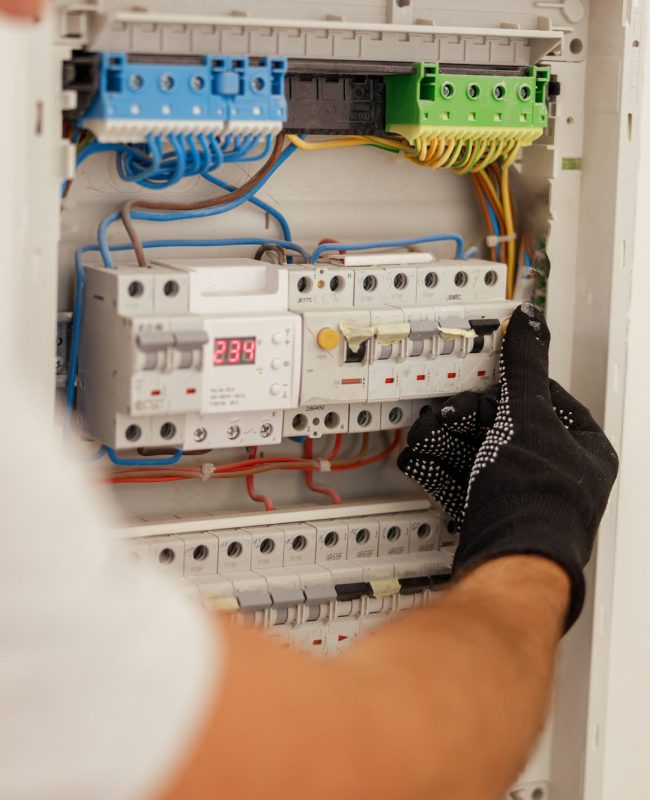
76;131;272;190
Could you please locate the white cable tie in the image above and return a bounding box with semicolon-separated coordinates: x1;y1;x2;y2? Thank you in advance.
200;463;215;481
318;459;332;473
486;233;517;248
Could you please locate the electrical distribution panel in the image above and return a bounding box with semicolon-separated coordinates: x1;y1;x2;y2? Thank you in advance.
38;0;640;796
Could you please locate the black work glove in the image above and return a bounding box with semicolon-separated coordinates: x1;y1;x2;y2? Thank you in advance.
398;304;618;629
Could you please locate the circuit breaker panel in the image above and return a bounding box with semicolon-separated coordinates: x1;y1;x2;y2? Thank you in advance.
61;0;556;699
51;1;614;797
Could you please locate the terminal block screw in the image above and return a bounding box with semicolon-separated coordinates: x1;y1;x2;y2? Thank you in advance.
259;423;273;438
193;427;208;443
226;425;240;440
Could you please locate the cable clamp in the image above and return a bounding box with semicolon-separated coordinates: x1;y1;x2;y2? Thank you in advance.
317;459;332;473
486;233;517;248
200;463;215;481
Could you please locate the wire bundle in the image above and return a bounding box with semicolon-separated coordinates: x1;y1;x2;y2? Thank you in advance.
102;430;401;486
76;131;272;190
285;132;525;174
471;162;536;300
408;130;532;174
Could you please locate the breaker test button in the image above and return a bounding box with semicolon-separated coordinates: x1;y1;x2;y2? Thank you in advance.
316;327;341;351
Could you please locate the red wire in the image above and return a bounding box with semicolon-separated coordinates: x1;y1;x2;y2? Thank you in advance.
303;436;342;505
325;433;342;461
244;446;274;511
332;430;402;471
104;431;398;486
106;476;194;484
213;455;308;472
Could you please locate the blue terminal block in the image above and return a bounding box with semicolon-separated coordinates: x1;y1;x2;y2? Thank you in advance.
80;53;288;143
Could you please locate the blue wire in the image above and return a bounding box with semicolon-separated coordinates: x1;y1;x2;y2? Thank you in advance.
65;244;95;417
309;233;465;264
103;446;183;467
484;198;503;261
524;251;532;267
236;134;273;163
201;173;292;241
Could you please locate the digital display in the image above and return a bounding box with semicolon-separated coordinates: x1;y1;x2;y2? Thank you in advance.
213;337;256;366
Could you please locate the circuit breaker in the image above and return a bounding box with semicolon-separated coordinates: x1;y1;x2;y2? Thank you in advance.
78;259;301;448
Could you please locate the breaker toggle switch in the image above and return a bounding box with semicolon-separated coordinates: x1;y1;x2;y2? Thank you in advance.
437;317;474;358
136;330;174;371
335;582;373;601
468;319;500;355
408;321;437;361
375;343;394;361
172;330;209;369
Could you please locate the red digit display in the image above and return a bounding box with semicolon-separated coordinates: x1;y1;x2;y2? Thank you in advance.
227;338;242;364
213;338;228;365
213;337;256;366
242;338;256;362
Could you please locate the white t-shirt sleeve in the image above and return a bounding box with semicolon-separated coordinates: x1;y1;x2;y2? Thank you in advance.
0;391;222;800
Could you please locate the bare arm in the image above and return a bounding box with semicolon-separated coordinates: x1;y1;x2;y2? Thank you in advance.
160;555;568;800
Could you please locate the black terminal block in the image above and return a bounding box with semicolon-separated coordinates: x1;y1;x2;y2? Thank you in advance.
335;582;373;601
284;73;387;136
63;50;100;121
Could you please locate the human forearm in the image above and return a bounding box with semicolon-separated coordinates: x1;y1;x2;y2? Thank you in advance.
160;555;568;800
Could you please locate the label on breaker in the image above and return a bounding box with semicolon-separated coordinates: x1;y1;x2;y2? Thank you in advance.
201;315;301;412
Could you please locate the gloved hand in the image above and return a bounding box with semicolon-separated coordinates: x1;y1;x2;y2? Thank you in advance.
398;304;619;629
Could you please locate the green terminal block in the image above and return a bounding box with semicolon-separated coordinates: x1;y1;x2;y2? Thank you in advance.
384;64;550;155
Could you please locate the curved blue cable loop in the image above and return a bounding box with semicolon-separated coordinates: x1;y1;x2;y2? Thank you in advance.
166;133;186;188
207;132;224;172
185;134;201;177
201;173;292;242
97;213;121;266
226;134;258;162
309;234;465;264
197;133;211;174
236;134;273;163
103;446;183;466
117;134;162;184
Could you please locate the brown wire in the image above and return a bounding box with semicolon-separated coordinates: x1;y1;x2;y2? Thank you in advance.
254;243;286;264
120;133;288;267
